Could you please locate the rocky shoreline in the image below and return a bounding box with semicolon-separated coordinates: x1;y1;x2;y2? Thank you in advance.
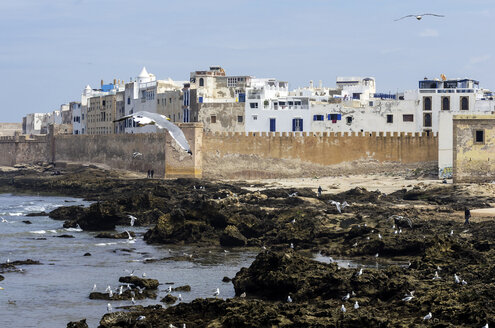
1;165;495;327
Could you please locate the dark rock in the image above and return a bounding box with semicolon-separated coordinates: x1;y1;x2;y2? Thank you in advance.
25;212;47;217
66;319;88;328
56;234;75;238
89;289;156;301
22;220;32;224
160;294;178;304
220;225;247;247
49;205;85;221
118;276;159;289
222;276;232;282
83;253;91;256
172;285;191;292
0;274;4;281
95;231;135;239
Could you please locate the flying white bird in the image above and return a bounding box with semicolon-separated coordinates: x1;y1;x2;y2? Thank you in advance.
213;288;220;297
341;304;346;313
330;201;349;213
128;215;138;226
132;152;142;158
423;312;432;320
395;13;445;21
354;301;359;309
107;303;112;312
125;269;135;276
1;217;8;223
136;286;145;294
115;111;192;154
402;294;414;302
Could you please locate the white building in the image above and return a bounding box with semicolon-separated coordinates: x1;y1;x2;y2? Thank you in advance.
118;67;185;134
23;113;50;134
71;102;82;134
245;78;310;132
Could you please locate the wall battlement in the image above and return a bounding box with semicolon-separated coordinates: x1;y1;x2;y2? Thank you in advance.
204;131;438;138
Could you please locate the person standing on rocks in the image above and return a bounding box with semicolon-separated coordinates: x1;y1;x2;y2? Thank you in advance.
147;169;151;178
317;186;322;198
151;170;154;179
464;208;471;225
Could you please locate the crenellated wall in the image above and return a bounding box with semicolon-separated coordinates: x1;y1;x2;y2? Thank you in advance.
202;131;438;178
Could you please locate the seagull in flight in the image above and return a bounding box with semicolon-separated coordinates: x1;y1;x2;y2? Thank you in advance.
395;13;445;21
132;152;142;158
115;111;192;154
128;215;138;227
330;200;349;213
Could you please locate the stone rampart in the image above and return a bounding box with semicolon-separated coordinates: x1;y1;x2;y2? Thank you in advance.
202;131;438;178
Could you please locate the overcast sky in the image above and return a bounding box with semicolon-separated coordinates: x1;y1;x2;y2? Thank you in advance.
1;0;493;122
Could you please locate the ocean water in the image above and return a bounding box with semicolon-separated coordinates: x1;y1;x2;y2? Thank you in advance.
0;194;257;328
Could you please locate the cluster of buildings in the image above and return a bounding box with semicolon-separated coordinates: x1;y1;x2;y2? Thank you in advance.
20;66;495;137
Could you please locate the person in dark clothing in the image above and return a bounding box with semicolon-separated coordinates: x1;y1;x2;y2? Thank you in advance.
464;208;471;225
151;170;154;179
147;169;150;178
317;186;322;198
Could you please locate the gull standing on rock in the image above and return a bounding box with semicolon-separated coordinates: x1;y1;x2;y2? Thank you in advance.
342;293;350;301
354;301;359;309
341;304;346;313
433;271;441;280
423;312;432;320
92;284;97;292
213;288;220;298
455;274;461;284
287;295;292;303
107;303;112;312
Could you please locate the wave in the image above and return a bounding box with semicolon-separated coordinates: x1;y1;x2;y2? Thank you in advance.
65;225;83;232
30;230;47;234
94;242;118;246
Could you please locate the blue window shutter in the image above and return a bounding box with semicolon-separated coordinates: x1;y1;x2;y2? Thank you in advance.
337;114;341;120
199;97;203;103
313;115;316;121
327;114;331;120
292;119;296;131
300;119;303;131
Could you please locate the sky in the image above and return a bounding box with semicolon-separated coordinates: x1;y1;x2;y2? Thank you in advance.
0;0;494;122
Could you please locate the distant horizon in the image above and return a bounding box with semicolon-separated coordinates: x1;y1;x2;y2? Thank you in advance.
1;0;493;122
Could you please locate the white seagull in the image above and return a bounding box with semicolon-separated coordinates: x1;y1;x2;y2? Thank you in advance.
115;111;192;154
433;271;441;280
287;295;292;303
178;294;182;301
128;215;138;226
455;274;461;284
1;217;8;223
213;288;220;297
342;293;350;301
341;304;346;313
330;201;349;213
395;13;445;21
92;284;97;292
132;152;142;158
107;303;112;312
423;312;432;320
131;297;136;305
354;301;359;309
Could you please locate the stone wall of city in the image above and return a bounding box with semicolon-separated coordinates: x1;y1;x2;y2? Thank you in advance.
0;135;51;166
202;131;438;179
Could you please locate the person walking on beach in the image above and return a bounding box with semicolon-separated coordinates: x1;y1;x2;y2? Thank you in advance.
317;186;322;198
464;208;471;225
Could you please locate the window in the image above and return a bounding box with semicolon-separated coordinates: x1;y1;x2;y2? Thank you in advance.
423;97;432;111
424;113;432;127
237;116;243;123
292;118;303;131
328;114;341;122
403;114;414;122
346;117;353;124
475;130;484;144
369;101;374;107
183;108;190;122
386;114;393;123
199;78;204;87
250;102;259;109
157;99;160;104
270;118;276;132
313;115;324;121
211;115;217;123
461;97;469;110
441;96;450;110
102;100;106;106
252;115;258;120
227;77;238;87
127;97;130;105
